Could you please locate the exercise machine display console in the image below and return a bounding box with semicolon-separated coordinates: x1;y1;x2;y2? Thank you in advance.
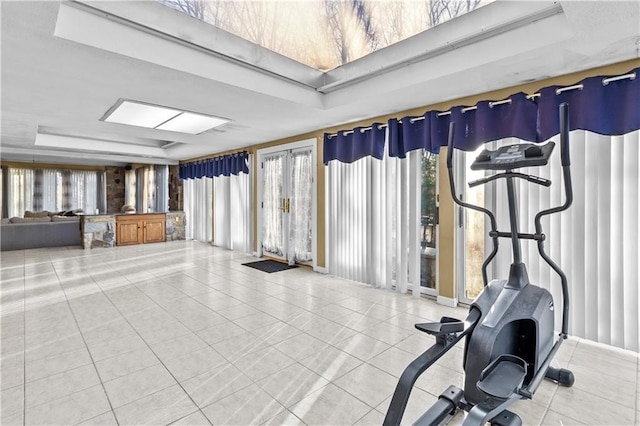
471;142;555;171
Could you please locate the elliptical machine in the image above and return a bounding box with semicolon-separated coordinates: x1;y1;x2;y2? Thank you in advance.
383;103;575;426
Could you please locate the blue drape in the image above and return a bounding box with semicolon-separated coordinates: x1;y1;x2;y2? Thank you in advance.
537;72;639;141
179;151;249;180
388;92;546;156
325;67;638;162
323;123;385;164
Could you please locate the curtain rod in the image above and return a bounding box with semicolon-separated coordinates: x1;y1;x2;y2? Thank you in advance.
325;71;636;139
182;150;249;164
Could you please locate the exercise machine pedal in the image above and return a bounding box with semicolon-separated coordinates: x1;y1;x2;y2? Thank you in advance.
415;317;464;336
477;355;527;400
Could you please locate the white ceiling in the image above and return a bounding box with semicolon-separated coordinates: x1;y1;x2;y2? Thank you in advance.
1;0;639;166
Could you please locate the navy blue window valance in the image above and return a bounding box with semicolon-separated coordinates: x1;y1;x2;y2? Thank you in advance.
323;123;385;164
388;93;540;158
179;151;249;180
537;73;640;141
324;67;639;162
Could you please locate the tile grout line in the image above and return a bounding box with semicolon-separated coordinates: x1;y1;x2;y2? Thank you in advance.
98;271;217;425
22;251;26;426
50;259;120;426
16;243;628;426
111;253;323;424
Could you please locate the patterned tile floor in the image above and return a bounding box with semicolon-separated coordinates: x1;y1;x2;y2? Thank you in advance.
1;241;637;425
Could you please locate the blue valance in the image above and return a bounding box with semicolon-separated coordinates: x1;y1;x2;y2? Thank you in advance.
324;67;639;162
537;72;640;141
323;123;385;164
179;151;249;180
388;93;540;158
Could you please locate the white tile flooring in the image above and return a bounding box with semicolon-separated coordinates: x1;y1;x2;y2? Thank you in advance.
1;241;638;425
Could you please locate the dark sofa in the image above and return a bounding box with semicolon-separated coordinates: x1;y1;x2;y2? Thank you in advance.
0;220;82;251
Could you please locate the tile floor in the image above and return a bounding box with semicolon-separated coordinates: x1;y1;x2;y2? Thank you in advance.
1;241;638;425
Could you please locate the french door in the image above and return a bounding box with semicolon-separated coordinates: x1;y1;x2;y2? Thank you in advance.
258;140;316;267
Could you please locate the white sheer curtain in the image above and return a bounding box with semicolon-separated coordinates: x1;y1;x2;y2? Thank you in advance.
154;165;169;213
125;169;136;209
489;130;640;351
67;170;98;213
213;176;230;248
213;155;252;253
262;155;284;256
136;166;153;213
288;150;313;264
38;169;59;212
326;148;421;295
183;177;213;242
6;168;34;217
3;167;104;217
130;165;169;213
230;167;252;253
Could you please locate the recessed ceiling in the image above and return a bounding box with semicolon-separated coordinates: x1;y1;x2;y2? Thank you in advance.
1;0;638;166
156;0;496;72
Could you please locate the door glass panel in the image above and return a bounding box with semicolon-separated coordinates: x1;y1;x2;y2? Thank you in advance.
420;152;438;289
262;154;285;257
462;148;487;301
288;149;313;264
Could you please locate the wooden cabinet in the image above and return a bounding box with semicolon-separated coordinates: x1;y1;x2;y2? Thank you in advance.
143;216;166;243
116;214;166;246
117;221;142;246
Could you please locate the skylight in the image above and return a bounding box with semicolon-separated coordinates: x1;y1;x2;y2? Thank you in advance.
101;99;229;134
156;0;494;72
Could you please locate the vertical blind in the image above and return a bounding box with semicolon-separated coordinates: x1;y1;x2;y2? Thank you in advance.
323;68;639;351
487;131;640;351
183;177;213;242
327;148;421;295
181;152;252;252
212;161;252;253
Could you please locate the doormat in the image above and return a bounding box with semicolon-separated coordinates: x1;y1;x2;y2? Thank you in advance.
242;259;299;273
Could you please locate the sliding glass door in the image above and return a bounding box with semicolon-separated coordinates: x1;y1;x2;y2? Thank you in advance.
456;146;494;304
420;152;438;294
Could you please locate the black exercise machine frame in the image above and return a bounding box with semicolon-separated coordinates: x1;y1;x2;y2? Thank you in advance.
383;103;574;426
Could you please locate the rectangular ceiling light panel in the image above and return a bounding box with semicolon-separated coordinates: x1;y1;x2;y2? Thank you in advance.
104;100;181;128
156;112;229;134
102;99;229;134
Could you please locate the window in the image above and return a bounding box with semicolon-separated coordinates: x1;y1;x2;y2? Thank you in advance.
125;165;169;213
1;167;105;217
420;152;438;290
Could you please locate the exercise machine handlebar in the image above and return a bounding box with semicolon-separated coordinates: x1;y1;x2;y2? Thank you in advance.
560;103;571;167
469;172;552;189
446;122;499;287
534;102;573;336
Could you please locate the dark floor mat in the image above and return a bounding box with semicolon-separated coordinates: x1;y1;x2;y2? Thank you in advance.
242;259;299;273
